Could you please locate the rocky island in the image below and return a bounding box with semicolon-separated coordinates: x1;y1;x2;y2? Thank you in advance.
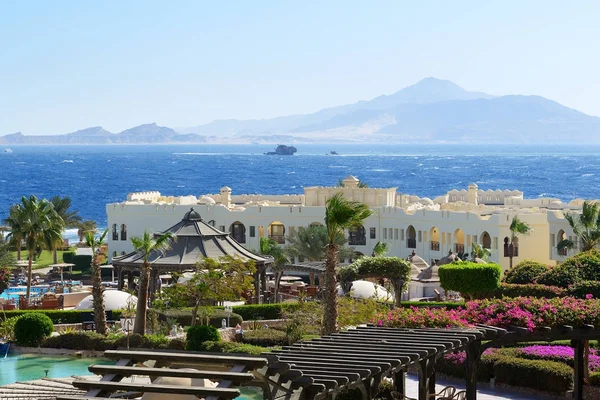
265;145;297;155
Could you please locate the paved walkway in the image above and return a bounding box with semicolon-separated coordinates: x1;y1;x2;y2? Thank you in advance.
405;375;554;400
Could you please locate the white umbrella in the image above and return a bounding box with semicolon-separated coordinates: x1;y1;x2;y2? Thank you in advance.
75;290;137;311
339;280;393;303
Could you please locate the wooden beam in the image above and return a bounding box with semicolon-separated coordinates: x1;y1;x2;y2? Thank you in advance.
572;339;584;400
102;350;267;369
87;365;254;382
71;380;240;399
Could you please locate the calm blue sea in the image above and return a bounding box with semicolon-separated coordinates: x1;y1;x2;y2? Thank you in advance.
1;144;599;240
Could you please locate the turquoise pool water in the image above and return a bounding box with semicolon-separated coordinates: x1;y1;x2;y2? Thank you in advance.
0;354;113;385
0;353;262;399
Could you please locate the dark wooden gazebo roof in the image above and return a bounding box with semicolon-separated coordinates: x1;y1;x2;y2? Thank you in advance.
113;208;272;272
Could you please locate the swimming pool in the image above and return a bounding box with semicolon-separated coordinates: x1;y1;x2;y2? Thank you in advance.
0;353;262;399
0;285;74;301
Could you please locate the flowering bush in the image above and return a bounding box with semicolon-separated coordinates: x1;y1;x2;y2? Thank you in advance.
374;306;471;329
516;345;600;372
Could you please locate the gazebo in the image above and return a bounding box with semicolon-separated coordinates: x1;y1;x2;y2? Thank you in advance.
112;208;273;303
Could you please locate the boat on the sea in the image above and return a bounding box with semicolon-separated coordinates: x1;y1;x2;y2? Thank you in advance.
3;148;12;153
265;145;297;155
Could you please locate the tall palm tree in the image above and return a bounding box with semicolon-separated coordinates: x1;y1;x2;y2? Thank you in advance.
50;196;82;263
77;220;97;243
85;229;108;334
131;231;175;335
557;200;600;254
508;216;532;269
323;193;373;335
284;225;350;262
19;196;64;299
4;204;25;261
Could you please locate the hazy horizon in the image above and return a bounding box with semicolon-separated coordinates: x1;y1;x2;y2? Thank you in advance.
2;1;599;135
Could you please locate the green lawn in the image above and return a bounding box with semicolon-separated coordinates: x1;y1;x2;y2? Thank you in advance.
10;249;74;269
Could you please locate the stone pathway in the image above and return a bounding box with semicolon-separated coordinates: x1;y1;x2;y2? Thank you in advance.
405;375;556;400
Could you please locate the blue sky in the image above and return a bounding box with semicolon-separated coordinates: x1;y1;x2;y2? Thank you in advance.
1;1;599;134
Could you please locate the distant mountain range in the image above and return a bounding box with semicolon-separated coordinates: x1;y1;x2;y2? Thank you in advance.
3;78;599;144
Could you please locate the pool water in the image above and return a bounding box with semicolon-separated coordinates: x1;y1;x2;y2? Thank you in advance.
0;354;262;399
0;354;113;385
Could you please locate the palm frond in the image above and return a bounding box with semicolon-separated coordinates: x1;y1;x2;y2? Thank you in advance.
557;239;575;252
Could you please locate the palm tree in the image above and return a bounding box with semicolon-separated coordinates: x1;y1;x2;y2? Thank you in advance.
508;216;532;269
471;242;491;261
50;196;82;263
557;200;600;254
85;229;108;334
4;204;25;261
77;220;98;243
19;196;64;300
131;231;175;334
372;241;389;257
323;192;373;335
284;225;350;262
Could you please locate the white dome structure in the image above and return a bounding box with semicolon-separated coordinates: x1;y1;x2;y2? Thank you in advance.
339;280;393;303
75;290;137;311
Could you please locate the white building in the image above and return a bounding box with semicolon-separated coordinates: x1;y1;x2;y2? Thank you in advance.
106;176;586;271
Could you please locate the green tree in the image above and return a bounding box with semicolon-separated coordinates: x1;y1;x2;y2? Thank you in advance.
471;243;491;261
259;237;289;266
558;201;600;254
18;196;64;299
85;229;108;334
0;237;15;267
371;241;389;257
130;230;175;334
508;216;532;269
50;196;82;264
77;220;97;243
323;192;373;335
284;225;352;262
4;204;25;261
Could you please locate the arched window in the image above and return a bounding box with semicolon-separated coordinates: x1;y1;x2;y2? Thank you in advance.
120;224;127;241
481;231;492;249
406;225;417;249
229;221;246;243
112;224;118;240
557;230;567;256
348;225;366;246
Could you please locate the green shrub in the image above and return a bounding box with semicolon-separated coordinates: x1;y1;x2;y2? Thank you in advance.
439;262;502;299
562;249;600;281
199;340;267;355
1;309;123;324
242;329;287;347
186;325;220;351
536;264;581;288
503;260;550;284
497;283;565;298
231;304;300;321
14;313;54;346
0;316;19;342
568;281;600;299
590;371;600;386
493;356;572;393
167;338;186;350
62;251;76;263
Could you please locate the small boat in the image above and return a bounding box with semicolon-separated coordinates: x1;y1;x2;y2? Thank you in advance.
4;148;13;153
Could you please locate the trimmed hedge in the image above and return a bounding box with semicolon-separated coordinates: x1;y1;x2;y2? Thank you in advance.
497;283;565;298
153;309;242;328
199;340;267;355
14;313;54;346
399;301;464;310
231;304;299;321
72;255;93;272
568;280;600;299
41;332;184;350
62;251;76;263
437;348;573;393
242;329;288;347
439;262;502;299
1;310;123;324
503;260;550;284
536;264;581;288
